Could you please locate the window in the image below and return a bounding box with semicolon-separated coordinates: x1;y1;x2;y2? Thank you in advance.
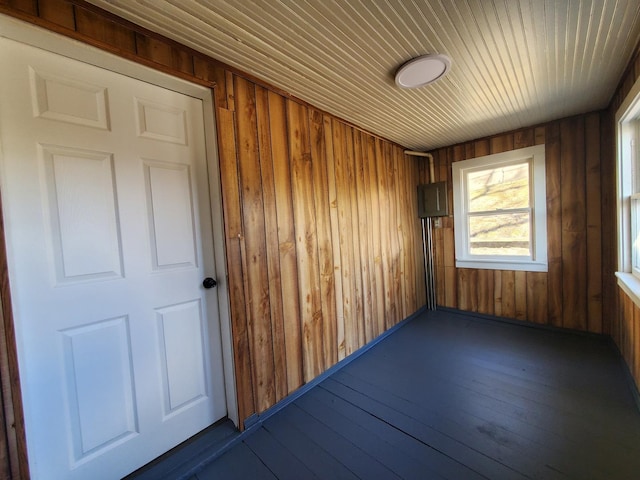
452;144;547;272
632;183;640;277
616;74;640;305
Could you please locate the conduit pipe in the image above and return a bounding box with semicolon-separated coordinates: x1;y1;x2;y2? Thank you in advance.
404;150;435;183
405;150;437;310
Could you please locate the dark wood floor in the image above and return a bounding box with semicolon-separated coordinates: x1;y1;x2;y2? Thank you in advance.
134;309;640;480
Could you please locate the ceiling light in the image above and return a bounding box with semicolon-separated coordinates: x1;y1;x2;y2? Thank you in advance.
395;54;451;89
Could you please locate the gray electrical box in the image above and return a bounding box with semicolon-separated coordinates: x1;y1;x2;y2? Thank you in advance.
417;182;448;218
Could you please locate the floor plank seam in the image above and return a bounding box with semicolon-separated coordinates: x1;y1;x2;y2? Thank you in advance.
318;382;494;480
261;416;363;479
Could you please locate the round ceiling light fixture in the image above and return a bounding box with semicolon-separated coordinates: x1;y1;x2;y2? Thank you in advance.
394;54;451;89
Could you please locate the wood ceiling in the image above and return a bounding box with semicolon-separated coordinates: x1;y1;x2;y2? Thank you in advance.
86;0;640;150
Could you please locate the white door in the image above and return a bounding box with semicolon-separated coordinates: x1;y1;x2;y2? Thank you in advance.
0;37;227;479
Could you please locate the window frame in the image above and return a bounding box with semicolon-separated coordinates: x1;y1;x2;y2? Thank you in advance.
452;144;547;272
631;189;640;278
616;74;640;308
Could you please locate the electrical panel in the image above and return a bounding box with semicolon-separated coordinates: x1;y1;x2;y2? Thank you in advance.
417;181;448;218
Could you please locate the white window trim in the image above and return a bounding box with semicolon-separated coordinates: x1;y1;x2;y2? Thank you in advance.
452;144;547;272
616;73;640;307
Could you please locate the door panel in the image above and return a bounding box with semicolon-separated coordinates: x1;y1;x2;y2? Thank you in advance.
144;160;197;269
134;97;188;144
41;145;124;282
30;66;110;129
61;316;138;460
156;299;207;413
0;37;227;479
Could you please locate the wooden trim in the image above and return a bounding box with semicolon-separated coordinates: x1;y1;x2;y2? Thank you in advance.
0;196;28;479
0;4;216;88
610;37;640;110
242;305;426;430
437;306;609;339
428;111;603;159
0;0;407;150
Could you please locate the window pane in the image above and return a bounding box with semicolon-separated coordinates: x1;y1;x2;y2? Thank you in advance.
468;162;530;212
469;212;530;256
632;196;640;272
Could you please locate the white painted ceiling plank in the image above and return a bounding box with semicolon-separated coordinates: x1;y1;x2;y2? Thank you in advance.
87;0;640;150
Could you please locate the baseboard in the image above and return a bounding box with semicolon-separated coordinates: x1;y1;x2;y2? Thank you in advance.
436;306;609;340
622;358;640;413
437;306;640;414
609;338;640;414
244;305;427;429
167;304;640;479
179;305;427;478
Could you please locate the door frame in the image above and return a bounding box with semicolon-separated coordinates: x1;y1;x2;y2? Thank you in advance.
0;13;239;472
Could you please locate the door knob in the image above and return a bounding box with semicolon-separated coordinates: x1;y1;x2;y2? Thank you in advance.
202;277;217;289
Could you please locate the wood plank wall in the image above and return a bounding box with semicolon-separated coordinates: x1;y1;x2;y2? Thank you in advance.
219;84;425;417
0;1;638;478
609;41;640;392
423;115;607;334
0;0;426;445
618;290;640;392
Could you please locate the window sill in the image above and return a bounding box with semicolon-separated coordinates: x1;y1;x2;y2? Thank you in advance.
616;272;640;309
455;259;548;272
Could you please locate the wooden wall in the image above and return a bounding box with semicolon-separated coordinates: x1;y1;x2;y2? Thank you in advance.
424;114;607;334
617;290;640;392
0;0;425;454
217;80;425;419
